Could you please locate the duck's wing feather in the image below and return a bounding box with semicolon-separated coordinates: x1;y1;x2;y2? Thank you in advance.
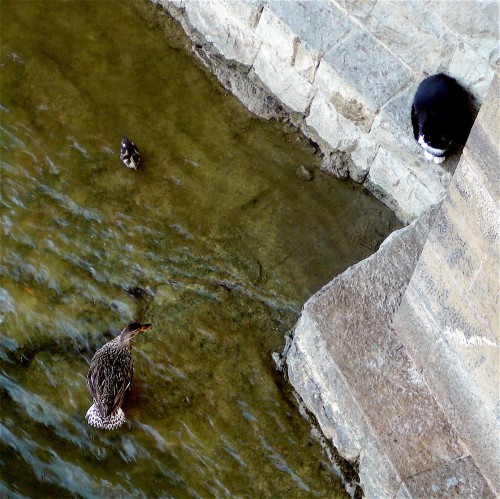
87;345;134;418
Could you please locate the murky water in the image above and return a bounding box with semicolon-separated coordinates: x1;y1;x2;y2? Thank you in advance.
0;1;402;497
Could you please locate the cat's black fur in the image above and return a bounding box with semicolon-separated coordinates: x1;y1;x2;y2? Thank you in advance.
411;73;473;163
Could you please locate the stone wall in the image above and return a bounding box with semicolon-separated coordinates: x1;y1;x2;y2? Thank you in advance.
287;75;498;497
151;1;499;496
393;74;499;494
153;0;498;223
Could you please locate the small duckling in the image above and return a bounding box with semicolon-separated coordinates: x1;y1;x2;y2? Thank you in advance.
120;137;141;170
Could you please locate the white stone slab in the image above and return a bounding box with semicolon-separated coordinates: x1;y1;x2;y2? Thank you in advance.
322;31;412;111
367;146;448;223
255;5;297;64
253;43;316;113
432;0;499;65
305;91;361;151
362;0;457;75
448;42;496;102
185;0;262;65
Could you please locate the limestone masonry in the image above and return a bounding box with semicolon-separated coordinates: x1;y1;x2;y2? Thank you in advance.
154;0;497;223
288;75;498;497
153;1;499;497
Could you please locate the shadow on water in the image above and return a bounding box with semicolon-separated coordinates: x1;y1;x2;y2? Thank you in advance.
0;0;402;497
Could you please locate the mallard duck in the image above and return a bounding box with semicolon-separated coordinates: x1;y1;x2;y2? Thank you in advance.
86;322;152;430
120;136;141;170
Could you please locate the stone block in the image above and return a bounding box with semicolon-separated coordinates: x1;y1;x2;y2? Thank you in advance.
366;146;448;223
464;75;500;199
305;91;361;152
331;0;378;21
362;0;457;75
322;31;412;111
252;43;316;113
288;317;405;498
293;42;321;82
287;208;488;495
267;0;352;53
448;42;496;102
255;5;297;64
432;0;499;65
314;48;374;121
264;1;353;81
404;456;495;499
437;168;498;280
222;0;266;29
350;136;379;183
396;289;499;495
392;76;500;494
381;83;417;138
185;0;263;65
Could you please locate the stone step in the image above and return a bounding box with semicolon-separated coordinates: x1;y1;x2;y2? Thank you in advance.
287;206;494;497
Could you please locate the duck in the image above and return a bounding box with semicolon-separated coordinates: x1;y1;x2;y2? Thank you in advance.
120;136;141;170
86;322;152;430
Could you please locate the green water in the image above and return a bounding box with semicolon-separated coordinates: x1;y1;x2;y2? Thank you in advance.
0;1;402;497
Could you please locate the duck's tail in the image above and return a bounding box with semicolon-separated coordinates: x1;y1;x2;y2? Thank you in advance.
86;404;125;430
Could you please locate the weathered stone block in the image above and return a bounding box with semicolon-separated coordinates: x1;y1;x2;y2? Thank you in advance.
305;91;361;152
222;0;266;29
396;288;499;495
267;0;352;52
392;75;500;494
362;1;457;75
366;145;448;223
288;326;406;498
264;0;353;81
287;208;486;495
255;5;297;64
252;43;316;113
332;0;378;21
448;42;496;102
293;42;321;82
185;0;263;65
322;31;412;111
404;456;495;499
350;135;379;183
432;0;499;65
381;83;417;138
314;50;374;122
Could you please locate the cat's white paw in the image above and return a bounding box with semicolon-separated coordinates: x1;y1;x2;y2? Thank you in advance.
424;151;434;161
433;155;446;164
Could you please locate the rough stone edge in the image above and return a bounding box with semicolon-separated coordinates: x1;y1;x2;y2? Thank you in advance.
155;1;306;124
151;0;400;209
273;333;363;499
283;206;441;498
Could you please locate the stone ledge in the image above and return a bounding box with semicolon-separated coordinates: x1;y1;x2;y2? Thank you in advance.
153;0;497;223
286;206;494;497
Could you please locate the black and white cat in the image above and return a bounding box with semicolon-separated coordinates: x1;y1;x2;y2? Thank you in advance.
411;73;472;164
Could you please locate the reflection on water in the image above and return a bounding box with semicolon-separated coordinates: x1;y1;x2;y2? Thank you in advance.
0;0;401;497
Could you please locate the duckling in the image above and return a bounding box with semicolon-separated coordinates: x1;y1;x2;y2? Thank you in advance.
120;136;141;170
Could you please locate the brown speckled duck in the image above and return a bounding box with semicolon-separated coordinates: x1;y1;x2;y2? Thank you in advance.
86;322;152;430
